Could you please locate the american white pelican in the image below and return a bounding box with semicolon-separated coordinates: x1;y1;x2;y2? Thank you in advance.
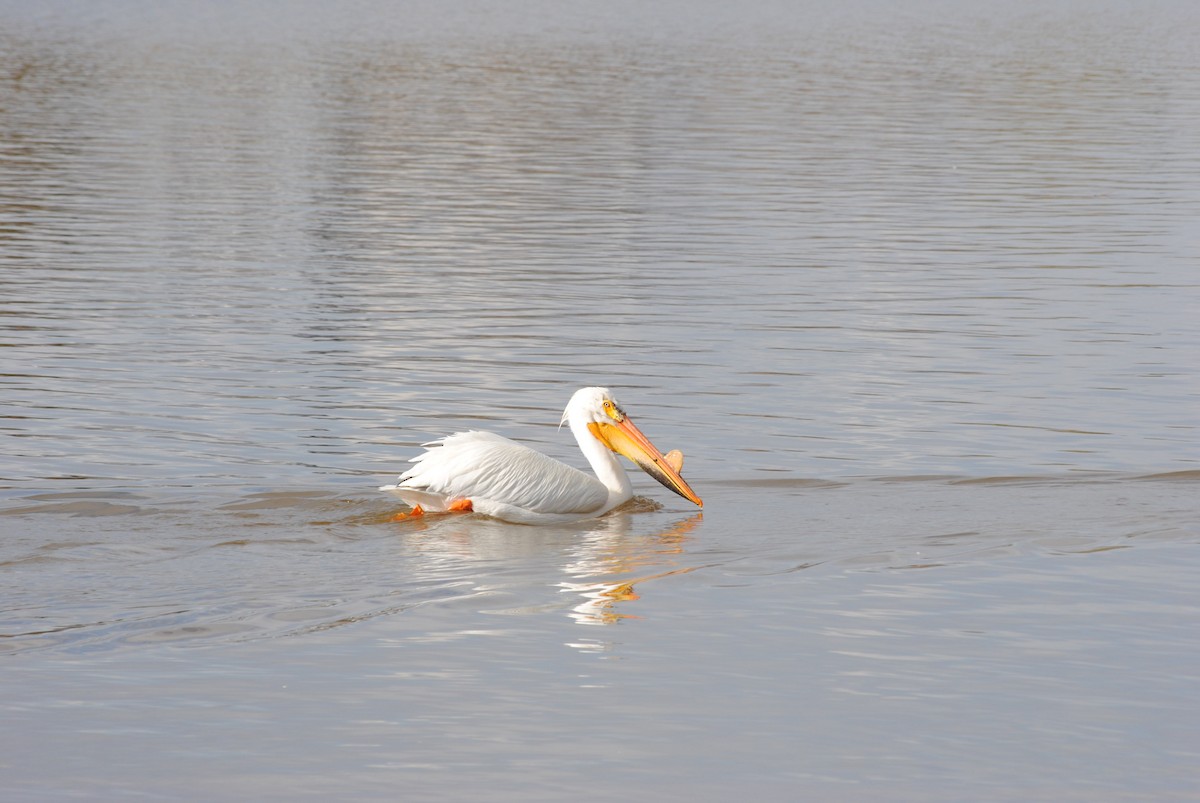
381;386;702;525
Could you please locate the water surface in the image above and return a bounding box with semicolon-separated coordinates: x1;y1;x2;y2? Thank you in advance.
2;1;1199;799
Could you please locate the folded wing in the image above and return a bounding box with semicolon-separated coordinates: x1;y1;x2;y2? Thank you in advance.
390;430;609;515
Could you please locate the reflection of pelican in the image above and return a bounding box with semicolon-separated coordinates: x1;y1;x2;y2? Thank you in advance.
385;510;705;634
562;512;704;626
564;562;705;626
382;387;702;525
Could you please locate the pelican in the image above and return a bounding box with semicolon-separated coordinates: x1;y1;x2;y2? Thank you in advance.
381;387;702;525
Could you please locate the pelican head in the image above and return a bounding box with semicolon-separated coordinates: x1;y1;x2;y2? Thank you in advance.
562;387;703;507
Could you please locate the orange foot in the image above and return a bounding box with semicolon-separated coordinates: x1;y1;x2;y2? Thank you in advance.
393;503;425;521
447;498;474;513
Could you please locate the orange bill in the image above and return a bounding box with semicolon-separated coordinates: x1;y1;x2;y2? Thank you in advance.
589;417;703;507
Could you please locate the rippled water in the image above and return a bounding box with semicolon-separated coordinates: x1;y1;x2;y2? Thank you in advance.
2;1;1199;799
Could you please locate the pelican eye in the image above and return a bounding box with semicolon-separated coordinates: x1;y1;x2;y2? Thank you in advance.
602;400;624;422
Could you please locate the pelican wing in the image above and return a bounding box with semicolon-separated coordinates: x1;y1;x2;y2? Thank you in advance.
396;431;609;515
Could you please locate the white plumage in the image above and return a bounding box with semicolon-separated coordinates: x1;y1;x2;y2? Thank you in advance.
380;387;702;525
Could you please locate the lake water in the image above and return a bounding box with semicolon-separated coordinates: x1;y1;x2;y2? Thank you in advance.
2;1;1199;799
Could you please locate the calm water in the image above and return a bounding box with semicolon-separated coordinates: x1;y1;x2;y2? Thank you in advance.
2;1;1199;799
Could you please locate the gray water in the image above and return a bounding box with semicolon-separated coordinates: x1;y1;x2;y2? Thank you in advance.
2;1;1199;799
